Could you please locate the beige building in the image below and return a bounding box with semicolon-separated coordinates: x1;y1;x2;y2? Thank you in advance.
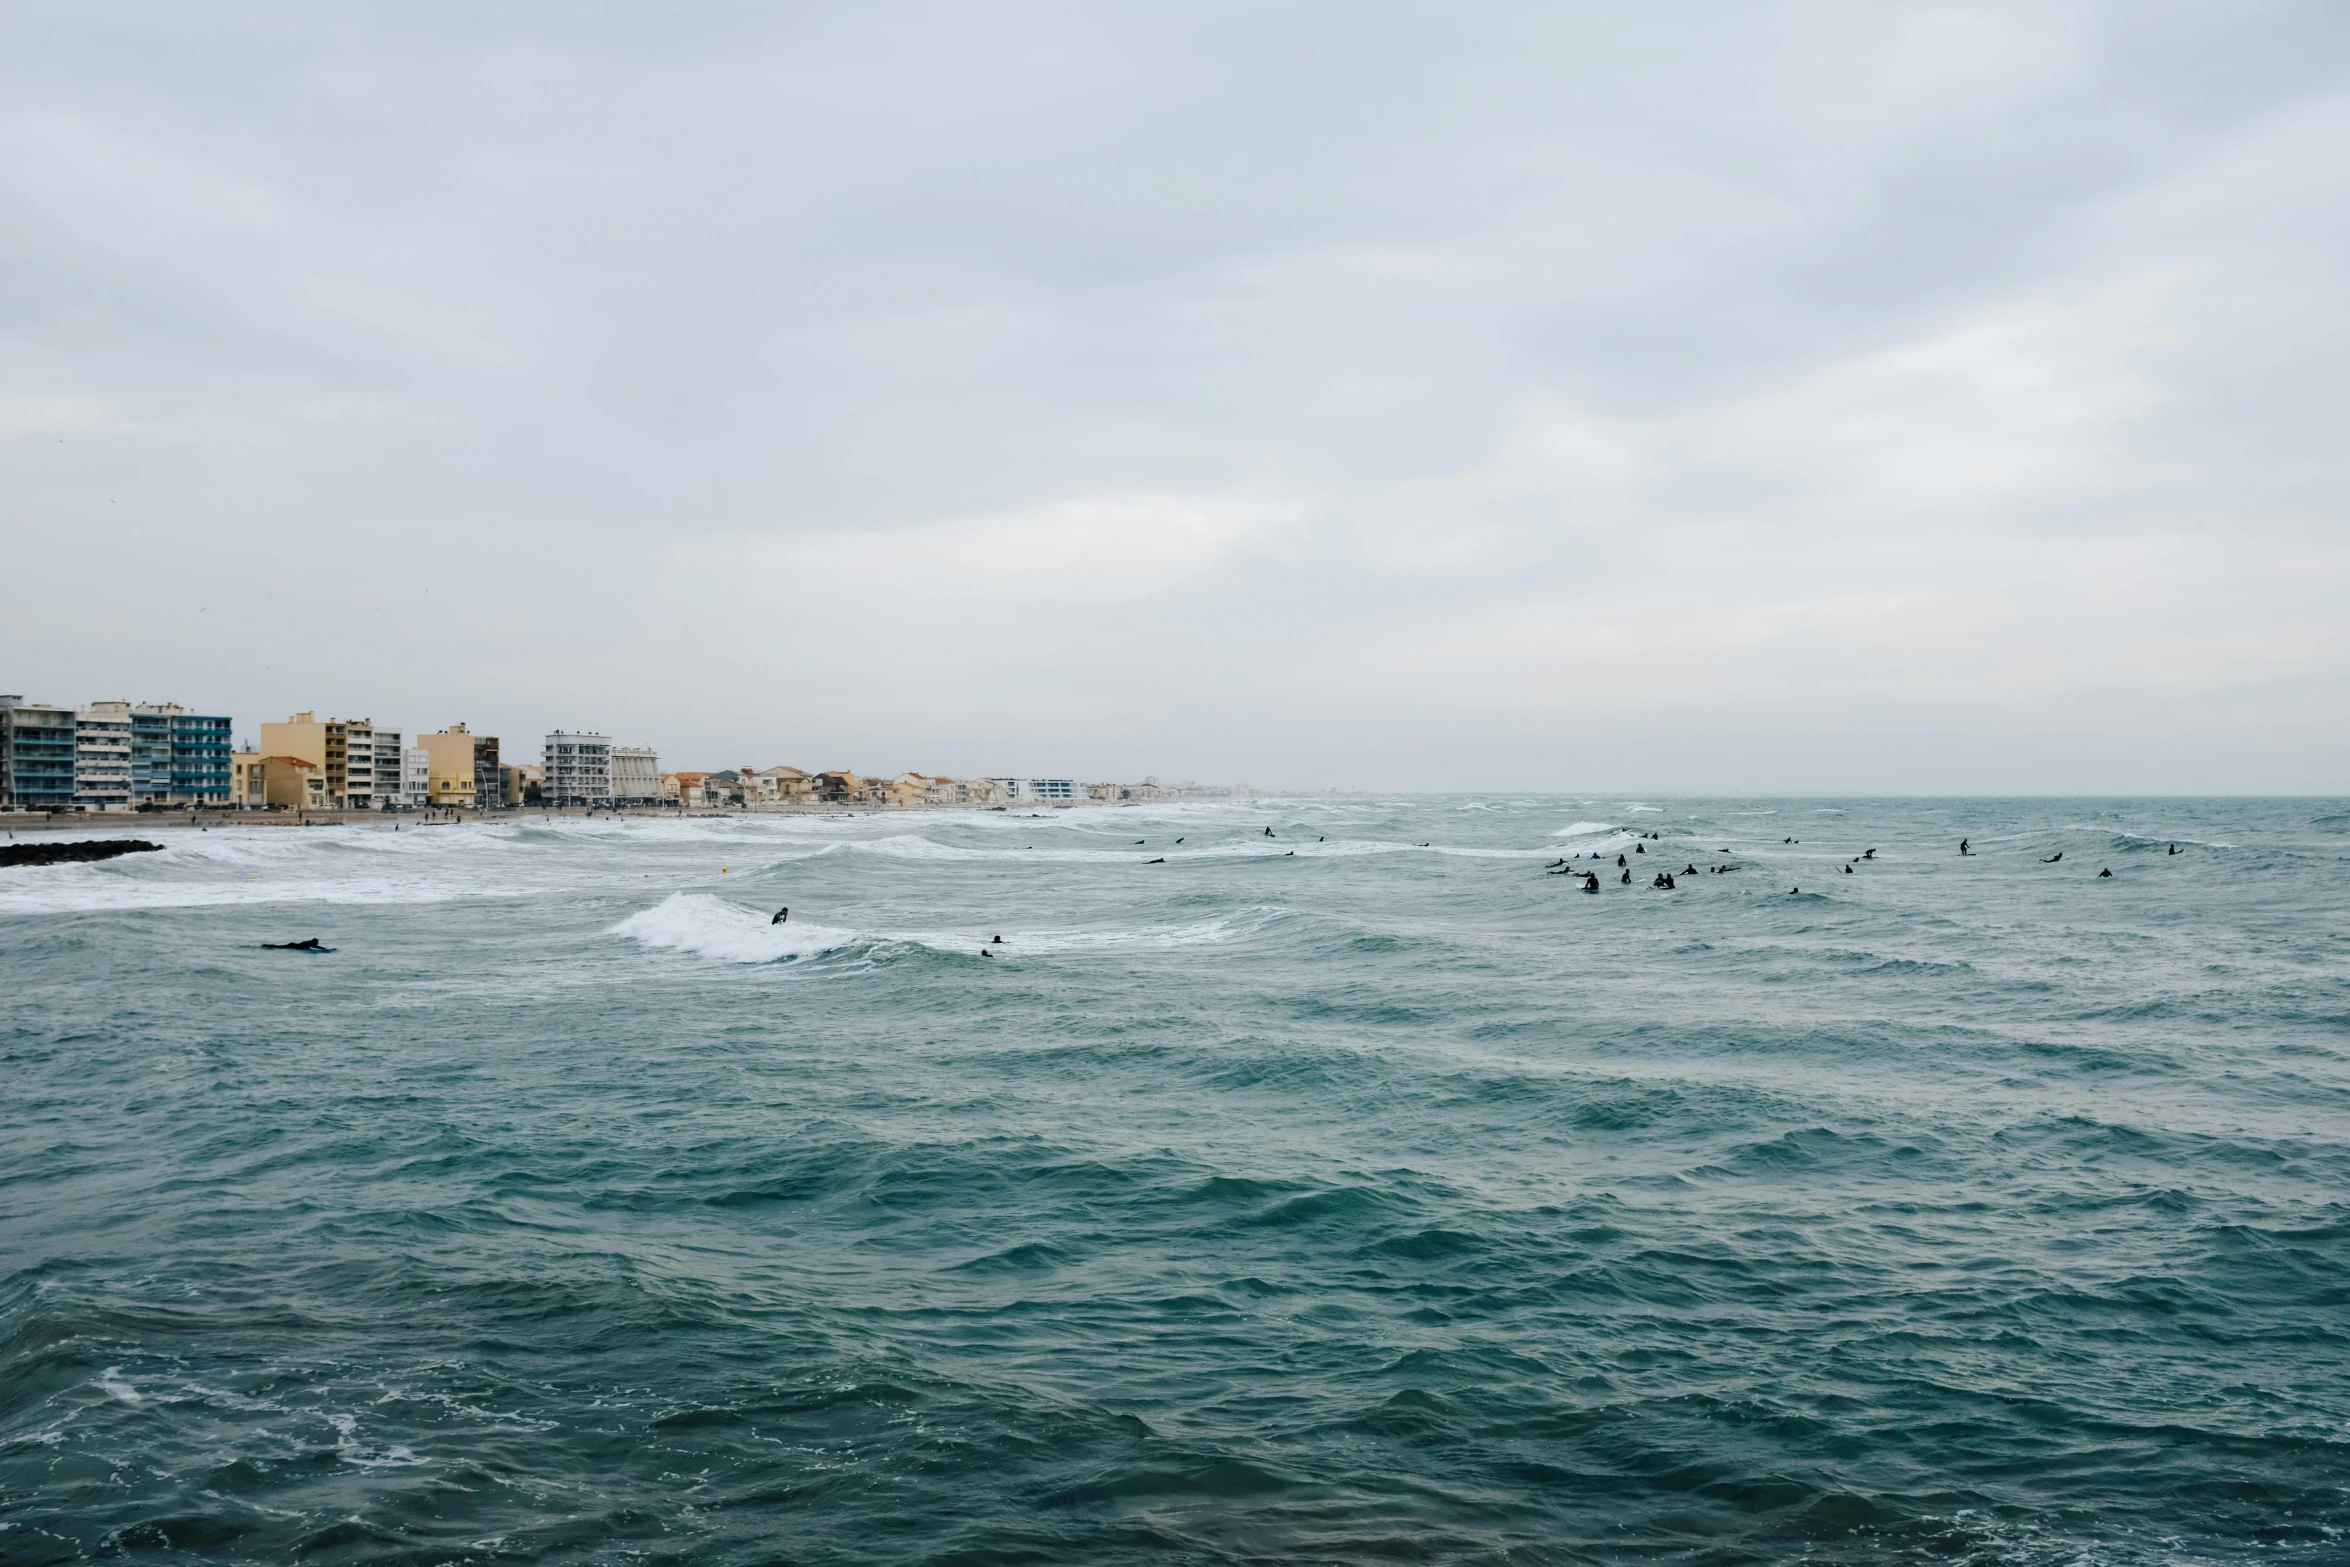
259;712;355;805
419;725;479;808
247;754;324;809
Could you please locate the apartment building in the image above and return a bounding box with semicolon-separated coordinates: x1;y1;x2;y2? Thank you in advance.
420;725;482;808
474;732;502;809
542;731;614;806
341;722;409;810
613;746;661;805
128;704;233;806
401;747;430;807
74;702;134;811
0;697;78;810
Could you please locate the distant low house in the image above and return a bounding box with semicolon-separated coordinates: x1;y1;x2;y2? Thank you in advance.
663;771;711;806
954;778;1006;807
741;765;813;805
708;769;743;806
876;772;929;808
816;770;861;803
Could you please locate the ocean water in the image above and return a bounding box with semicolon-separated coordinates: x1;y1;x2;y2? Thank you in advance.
2;797;2346;1566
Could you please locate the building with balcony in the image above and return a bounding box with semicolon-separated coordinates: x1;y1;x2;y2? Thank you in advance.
74;702;134;811
613;746;662;805
127;704;232;805
0;697;78;811
542;731;614;806
341;721;405;810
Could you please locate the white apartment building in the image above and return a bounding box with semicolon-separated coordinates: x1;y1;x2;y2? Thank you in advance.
74;702;134;811
375;727;409;807
542;731;615;806
1028;778;1077;801
612;746;660;805
338;722;405;809
401;748;430;807
340;725;412;809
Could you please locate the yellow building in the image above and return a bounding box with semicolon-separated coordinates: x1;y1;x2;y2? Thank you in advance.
419;724;501;808
420;725;476;808
258;712;355;805
232;751;263;809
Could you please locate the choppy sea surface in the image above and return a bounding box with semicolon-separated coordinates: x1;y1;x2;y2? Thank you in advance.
3;797;2347;1566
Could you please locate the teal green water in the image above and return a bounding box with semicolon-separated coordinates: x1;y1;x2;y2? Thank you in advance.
3;798;2346;1565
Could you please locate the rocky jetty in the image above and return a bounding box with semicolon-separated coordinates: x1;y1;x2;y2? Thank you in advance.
0;838;163;869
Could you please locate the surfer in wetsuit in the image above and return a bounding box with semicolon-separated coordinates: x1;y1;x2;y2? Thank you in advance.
1959;839;1970;854
262;938;325;950
1583;872;1600;891
1620;869;1631;883
2169;843;2179;855
771;907;788;925
2098;868;2113;877
1617;853;1627;867
2043;852;2063;863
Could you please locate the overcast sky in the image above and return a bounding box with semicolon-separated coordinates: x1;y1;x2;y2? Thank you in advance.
3;3;2346;791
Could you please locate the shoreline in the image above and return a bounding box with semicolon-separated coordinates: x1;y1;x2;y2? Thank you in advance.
0;802;1134;834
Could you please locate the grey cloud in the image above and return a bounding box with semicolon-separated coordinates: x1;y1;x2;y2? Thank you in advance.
2;2;2345;790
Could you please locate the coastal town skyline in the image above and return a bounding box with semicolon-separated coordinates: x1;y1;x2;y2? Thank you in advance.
0;693;1246;814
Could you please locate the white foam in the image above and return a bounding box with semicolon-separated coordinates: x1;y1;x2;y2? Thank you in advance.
1550;821;1617;839
610;892;1264;964
610;894;862;962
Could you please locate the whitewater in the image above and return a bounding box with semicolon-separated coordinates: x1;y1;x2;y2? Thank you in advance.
2;796;2346;1565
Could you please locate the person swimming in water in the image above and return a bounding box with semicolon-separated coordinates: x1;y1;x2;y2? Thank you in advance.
262;938;326;950
992;934;1006;944
1583;872;1600;891
1264;826;1275;837
1146;857;1165;864
1635;843;1644;854
1620;869;1631;883
2043;852;2063;863
1617;853;1627;867
771;906;789;925
1862;848;1875;859
2098;868;2113;877
2169;843;2179;855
